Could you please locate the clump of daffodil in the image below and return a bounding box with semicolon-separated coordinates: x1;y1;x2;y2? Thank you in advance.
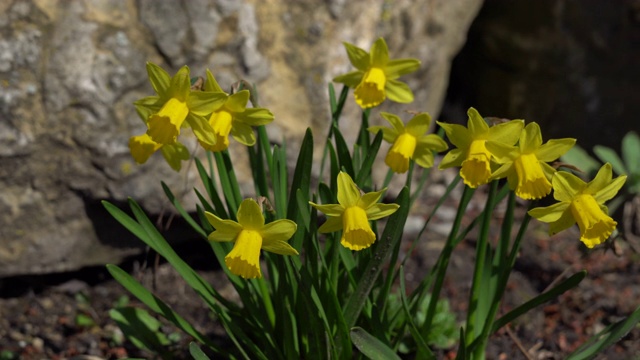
529;163;626;248
438;108;524;188
486;122;576;200
205;199;298;279
333;38;420;109
129;100;190;171
138;62;226;146
310;172;399;250
199;70;274;152
369;112;448;173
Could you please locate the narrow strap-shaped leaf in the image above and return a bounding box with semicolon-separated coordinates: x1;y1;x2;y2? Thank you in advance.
566;304;640;360
350;327;402;360
355;130;384;186
399;267;435;360
214;151;239;218
333;125;355;178
287;129;314;221
194;157;228;219
489;271;587;335
189;342;213;360
161;182;207;238
107;265;220;351
343;187;410;329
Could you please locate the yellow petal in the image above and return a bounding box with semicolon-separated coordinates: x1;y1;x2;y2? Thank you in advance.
368;126;398;143
204;69;225;93
354;67;386;108
380;112;406;134
405;113;431;138
519;122;543;153
261;240;299;256
460;140;492;188
342;206;376;250
309;202;344;217
342;41;370;71
549;208;576;235
384;59;420;80
147;97;189;144
234;108;274;126
529;202;571;223
337;172;361;207
230;122;256;147
261;219;297;244
129;134;162;164
385;79;413;104
318;216;343;233
369;38;389;67
168;66;191;102
146;62;170;97
512;153;552;200
187;91;227;116
236;199;265;230
358;189;386;209
439;148;465;169
487;119;524;145
552;171;585;202
205;212;243;242
535;138;576;162
225;90;250;113
437;121;471;149
570;194;617;248
385;133;417;173
187;113;217;147
593;175;627;204
467;108;489;137
365;203;400;221
225;229;263;279
333;70;364;87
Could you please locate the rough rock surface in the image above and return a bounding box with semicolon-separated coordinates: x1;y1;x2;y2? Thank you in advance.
0;0;483;276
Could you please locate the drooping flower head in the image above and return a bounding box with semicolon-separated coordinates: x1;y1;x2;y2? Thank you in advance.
140;62;226;146
309;172;399;250
199;70;275;152
206;199;298;279
438;108;524;188
333;38;420;109
128;96;190;171
486;122;576;200
369;112;448;173
529;163;626;248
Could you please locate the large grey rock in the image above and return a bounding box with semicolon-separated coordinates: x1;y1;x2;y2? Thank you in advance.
0;0;482;276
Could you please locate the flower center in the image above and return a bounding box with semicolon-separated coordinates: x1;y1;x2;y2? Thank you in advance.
570;194;617;248
146;97;189;144
461;139;492;188
512;153;552;200
225;229;263;279
354;67;386;109
385;133;417;173
342;206;376;250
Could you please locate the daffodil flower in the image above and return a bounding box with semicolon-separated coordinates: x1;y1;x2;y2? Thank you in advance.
486;122;576;200
141;62;226;146
369;112;448;173
438;108;524;188
198;70;274;152
529;163;626;248
128;98;190;171
205;199;298;279
309;172;399;250
333;38;420;109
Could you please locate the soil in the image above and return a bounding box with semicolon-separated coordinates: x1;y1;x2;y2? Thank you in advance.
1;179;640;360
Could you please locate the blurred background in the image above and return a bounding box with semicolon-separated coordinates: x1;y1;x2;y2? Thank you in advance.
0;0;638;285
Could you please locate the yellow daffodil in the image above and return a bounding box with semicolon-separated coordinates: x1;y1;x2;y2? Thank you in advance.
333;38;420;109
369;112;448;173
205;199;298;279
529;163;626;248
438;108;524;188
128;99;190;171
198;70;274;152
486;122;576;200
309;172;399;250
140;62;226;146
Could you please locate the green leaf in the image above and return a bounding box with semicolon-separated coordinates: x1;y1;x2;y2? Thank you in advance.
189;342;211;360
622;131;640;175
110;307;171;355
350;327;402;360
566;304;640;360
594;145;627;175
490;271;587;334
75;313;96;328
561;145;601;175
343;187;410;329
333;125;355;178
399;267;435;360
194;157;228;219
287;129;314;221
161;182;207;238
356;130;384;186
